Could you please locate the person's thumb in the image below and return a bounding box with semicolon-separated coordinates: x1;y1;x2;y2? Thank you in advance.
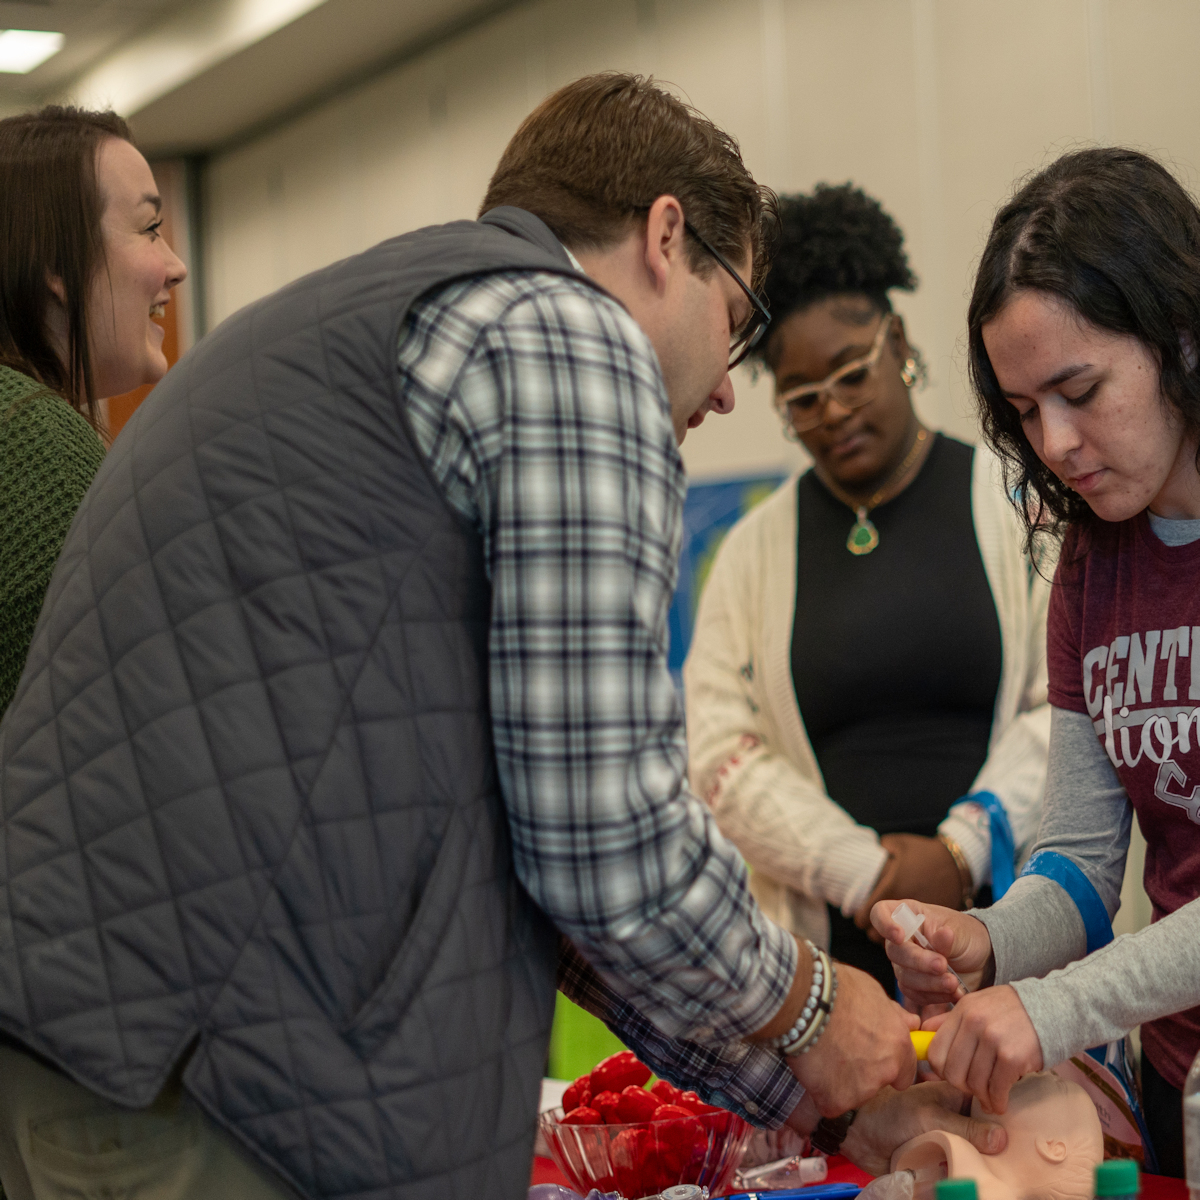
952;1112;1007;1156
930;921;959;959
923;1082;1007;1155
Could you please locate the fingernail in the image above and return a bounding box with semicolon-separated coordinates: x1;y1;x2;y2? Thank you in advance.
987;1127;1003;1151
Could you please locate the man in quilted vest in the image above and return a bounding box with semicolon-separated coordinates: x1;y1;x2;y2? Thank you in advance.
0;74;989;1200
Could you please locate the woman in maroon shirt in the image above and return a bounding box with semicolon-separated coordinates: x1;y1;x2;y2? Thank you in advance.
874;147;1200;1176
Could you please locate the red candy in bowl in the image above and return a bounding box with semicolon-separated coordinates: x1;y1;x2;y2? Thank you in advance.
538;1104;751;1198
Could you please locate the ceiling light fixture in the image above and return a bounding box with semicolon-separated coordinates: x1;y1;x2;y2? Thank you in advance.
0;29;64;74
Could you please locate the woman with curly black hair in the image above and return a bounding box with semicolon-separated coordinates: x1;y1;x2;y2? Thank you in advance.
684;185;1051;994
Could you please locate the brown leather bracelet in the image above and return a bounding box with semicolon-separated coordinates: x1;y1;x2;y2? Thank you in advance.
937;832;975;910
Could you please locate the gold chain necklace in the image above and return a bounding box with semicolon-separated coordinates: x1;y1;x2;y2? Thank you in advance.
818;427;930;555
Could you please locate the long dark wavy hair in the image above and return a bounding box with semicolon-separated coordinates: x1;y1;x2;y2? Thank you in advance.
0;105;133;426
968;147;1200;553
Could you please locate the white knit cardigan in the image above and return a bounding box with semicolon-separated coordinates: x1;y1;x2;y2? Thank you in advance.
683;442;1052;949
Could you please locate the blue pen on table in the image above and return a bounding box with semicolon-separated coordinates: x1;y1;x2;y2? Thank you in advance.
723;1183;862;1200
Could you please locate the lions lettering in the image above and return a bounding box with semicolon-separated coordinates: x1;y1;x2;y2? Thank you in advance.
1084;626;1200;823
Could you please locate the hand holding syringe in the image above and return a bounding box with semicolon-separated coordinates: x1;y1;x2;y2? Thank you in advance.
891;902;971;999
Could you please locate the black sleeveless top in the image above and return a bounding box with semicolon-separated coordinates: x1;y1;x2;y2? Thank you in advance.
791;434;1002;990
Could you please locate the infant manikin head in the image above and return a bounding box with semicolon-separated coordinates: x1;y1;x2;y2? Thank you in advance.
891;1073;1103;1200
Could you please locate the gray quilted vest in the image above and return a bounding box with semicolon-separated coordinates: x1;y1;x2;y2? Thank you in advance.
0;207;597;1200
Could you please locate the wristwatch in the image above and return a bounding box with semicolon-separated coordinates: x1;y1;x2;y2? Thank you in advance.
810;1109;858;1157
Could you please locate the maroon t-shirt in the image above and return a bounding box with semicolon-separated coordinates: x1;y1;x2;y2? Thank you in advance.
1048;512;1200;1089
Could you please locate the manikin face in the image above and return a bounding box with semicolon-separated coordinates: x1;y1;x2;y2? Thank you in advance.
893;1074;1103;1200
983;289;1200;521
972;1073;1103;1200
86;137;188;398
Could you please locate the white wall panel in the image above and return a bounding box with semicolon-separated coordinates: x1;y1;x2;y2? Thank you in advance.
204;0;1200;481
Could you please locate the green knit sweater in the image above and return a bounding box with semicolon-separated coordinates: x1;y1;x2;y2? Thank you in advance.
0;364;105;715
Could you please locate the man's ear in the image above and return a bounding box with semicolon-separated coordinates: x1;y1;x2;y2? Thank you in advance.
642;194;686;294
1034;1136;1068;1164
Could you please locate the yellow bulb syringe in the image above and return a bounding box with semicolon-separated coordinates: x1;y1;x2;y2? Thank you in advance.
910;1030;935;1059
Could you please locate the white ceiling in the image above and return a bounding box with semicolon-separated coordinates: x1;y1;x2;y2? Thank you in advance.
128;0;517;154
0;0;182;96
0;0;519;154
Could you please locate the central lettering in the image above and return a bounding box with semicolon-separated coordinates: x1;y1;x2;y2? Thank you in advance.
1162;626;1190;701
1085;626;1200;714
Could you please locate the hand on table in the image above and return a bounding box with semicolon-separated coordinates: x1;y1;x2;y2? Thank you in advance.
871;898;995;1009
787;963;919;1116
843;1081;1007;1176
922;985;1043;1114
783;1079;1007;1176
854;835;965;942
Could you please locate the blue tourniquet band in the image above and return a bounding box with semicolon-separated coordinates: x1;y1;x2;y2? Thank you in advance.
1020;849;1114;954
971;790;1016;899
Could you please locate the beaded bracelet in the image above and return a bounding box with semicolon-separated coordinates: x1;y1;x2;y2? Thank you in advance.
764;939;822;1051
790;958;837;1055
766;941;836;1056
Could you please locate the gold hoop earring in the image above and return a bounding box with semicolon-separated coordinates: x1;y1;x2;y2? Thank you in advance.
900;358;918;388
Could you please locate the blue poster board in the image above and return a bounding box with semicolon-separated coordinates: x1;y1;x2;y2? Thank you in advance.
667;472;787;685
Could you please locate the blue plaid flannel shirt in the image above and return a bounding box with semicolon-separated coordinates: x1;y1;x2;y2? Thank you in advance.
401;269;802;1127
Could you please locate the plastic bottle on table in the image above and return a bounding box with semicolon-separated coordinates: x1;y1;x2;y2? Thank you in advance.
734;1153;829;1189
1094;1158;1139;1200
936;1178;977;1200
1187;1047;1200;1200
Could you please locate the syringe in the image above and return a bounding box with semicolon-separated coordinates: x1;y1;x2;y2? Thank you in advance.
891;902;970;997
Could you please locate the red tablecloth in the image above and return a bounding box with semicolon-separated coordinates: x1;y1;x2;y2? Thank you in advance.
530;1156;570;1188
822;1154;874;1188
531;1153;1188;1198
532;1153;880;1194
1143;1173;1188;1200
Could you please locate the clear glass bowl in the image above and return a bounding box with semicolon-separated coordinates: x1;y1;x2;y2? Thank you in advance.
538;1105;752;1198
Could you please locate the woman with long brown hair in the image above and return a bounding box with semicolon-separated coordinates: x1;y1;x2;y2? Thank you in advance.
0;106;186;713
0;107;306;1200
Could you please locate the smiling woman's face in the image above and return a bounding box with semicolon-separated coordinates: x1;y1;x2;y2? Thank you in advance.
982;288;1200;521
769;293;916;492
87;137;187;399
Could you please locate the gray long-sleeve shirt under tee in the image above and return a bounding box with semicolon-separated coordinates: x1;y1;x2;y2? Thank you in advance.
975;512;1200;1069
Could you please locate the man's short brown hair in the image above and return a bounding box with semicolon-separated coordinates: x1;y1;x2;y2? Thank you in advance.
480;73;777;290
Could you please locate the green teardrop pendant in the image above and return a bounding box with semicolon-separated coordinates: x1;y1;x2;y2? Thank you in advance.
847;509;879;555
